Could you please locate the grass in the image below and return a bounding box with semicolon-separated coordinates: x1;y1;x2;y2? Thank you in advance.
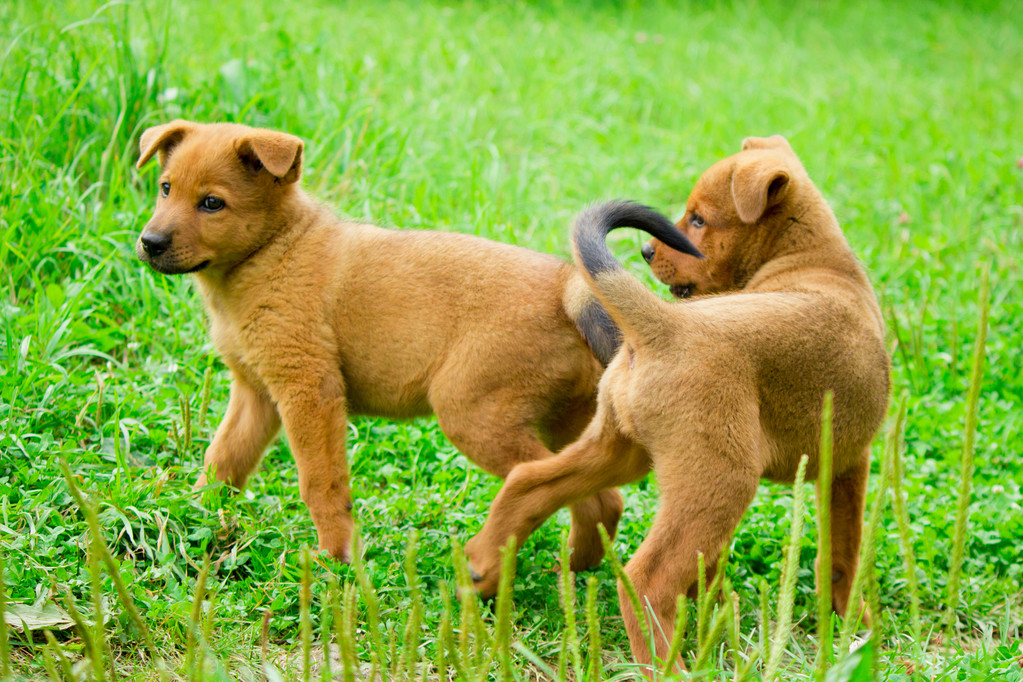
1;0;1022;679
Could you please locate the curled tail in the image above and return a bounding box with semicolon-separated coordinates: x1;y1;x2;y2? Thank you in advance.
572;201;702;340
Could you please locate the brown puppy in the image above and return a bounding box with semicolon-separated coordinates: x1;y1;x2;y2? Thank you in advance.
465;137;889;670
133;120;704;566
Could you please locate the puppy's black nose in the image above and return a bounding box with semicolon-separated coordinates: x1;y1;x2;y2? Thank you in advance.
641;242;655;264
140;232;171;257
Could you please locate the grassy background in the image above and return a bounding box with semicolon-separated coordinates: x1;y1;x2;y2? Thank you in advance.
1;0;1021;678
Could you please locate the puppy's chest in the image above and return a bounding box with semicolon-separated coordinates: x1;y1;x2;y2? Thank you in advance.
207;310;289;390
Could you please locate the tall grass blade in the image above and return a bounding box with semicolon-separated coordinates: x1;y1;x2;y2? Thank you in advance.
178;391;192;456
351;531;388;676
758;578;770;671
60;459;169;681
87;543;107;682
400;532;424;678
661;594;689;677
704;547;729;632
43;630;76;681
61;585;100;679
598;523;652;663
186;554;212;682
437;581;463;681
586;575;602;682
337;581;358;682
693;601;729;671
494;535;518;681
557;529;584;678
202;590;217;666
451;537;490;674
197;366;213;428
944;266;990;639
301;547;313;682
817;391;835;677
696;551;708;649
886;396;921;654
765;454;809;681
320;577;334;682
0;550;10;678
735;591;762;682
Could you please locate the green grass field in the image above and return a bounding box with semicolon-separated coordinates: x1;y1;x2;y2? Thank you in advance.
1;0;1021;679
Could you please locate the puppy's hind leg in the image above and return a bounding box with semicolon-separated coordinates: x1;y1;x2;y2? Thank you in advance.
829;455;870;621
463;410;650;599
197;372;281;489
620;460;758;674
545;398;625;573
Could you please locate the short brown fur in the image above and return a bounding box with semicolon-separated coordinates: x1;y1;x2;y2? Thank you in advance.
135;120;623;566
465;136;890;671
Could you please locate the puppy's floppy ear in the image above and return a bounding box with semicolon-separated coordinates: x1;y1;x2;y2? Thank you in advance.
731;156;791;224
741;135;794;154
234;130;304;183
137;120;194;169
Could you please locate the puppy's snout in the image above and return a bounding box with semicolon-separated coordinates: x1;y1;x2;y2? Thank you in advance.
140;232;172;257
641;242;655;264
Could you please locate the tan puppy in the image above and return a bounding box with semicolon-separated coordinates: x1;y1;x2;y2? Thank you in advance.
465;136;890;669
133;120;703;566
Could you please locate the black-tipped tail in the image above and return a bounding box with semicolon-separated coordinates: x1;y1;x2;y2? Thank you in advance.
575;300;621;366
573;201;702;278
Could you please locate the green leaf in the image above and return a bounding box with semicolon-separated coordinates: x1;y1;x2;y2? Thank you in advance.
45;283;64;308
825;638;875;682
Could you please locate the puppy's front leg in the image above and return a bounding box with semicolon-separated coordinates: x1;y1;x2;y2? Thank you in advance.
196;372;281;489
274;372;354;562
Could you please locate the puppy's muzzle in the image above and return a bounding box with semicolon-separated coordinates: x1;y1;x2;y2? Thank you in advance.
140;232;172;258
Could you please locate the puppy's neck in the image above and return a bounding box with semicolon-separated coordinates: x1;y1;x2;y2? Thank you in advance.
748;206;873;298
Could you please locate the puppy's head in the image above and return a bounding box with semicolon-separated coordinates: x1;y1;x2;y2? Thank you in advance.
135;120;304;275
643;135;802;298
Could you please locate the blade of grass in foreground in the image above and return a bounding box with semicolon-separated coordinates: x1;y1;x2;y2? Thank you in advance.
586;575;602;681
558;530;584;679
660;594;689;677
886;397;920;654
493;536;518;681
61;459;169;682
301;547;313;682
598;523;652;667
186;553;212;682
944;266;990;640
43;631;75;681
0;550;10;678
319;576;333;682
337;581;358;682
816;391;835;678
765;454;809;681
399;532;424;678
351;529;388;677
86;540;107;682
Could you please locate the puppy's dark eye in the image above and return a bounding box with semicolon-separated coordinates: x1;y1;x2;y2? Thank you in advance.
200;195;225;212
159;182;170;197
690;211;705;228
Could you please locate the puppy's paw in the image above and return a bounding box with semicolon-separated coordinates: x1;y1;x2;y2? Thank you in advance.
318;535;354;564
193;472;209;490
568;488;624;572
464;536;501;600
